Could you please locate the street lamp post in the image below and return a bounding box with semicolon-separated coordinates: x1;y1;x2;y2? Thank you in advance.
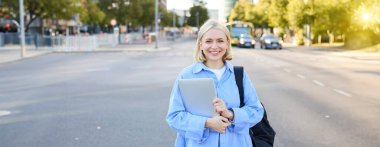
19;0;26;57
173;9;176;28
196;11;199;32
154;0;159;49
304;0;313;47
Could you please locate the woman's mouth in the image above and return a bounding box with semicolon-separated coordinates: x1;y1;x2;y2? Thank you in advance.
209;50;220;55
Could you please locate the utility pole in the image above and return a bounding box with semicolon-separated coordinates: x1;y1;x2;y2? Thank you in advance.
196;11;199;32
173;9;176;28
304;0;313;47
154;0;159;49
19;0;26;57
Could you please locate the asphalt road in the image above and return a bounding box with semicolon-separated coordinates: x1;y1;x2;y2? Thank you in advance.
0;38;379;147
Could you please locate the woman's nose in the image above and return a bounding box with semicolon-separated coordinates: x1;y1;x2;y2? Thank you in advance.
211;42;218;48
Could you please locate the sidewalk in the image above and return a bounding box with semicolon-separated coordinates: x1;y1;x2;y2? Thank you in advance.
330;50;380;61
0;49;52;64
284;43;380;61
96;38;175;52
0;36;193;64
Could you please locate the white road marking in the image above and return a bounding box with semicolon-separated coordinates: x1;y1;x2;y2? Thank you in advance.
296;74;306;79
333;89;352;97
0;110;11;116
312;80;325;87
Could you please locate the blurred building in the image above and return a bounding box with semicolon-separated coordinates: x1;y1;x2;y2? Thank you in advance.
159;0;167;10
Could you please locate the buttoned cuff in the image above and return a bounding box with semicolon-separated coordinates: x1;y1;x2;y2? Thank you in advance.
184;116;210;142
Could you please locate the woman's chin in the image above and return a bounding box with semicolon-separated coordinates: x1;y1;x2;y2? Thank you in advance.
206;57;222;61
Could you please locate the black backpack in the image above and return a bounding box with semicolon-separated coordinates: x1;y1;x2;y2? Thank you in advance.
233;66;276;147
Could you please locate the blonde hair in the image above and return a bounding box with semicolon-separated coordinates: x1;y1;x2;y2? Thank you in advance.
194;19;232;62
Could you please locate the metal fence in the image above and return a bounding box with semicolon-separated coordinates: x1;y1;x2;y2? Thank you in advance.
0;32;119;51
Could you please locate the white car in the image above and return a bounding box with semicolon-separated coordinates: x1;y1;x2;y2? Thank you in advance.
238;34;255;48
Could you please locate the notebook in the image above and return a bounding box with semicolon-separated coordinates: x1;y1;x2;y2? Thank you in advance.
178;78;216;117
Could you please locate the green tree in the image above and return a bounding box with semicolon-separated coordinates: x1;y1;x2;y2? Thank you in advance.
160;10;180;27
98;0;131;26
229;0;272;25
0;0;83;32
344;0;380;48
187;2;209;27
268;0;288;28
138;0;155;27
250;0;270;28
228;1;252;22
286;0;305;29
231;0;380;47
81;1;105;25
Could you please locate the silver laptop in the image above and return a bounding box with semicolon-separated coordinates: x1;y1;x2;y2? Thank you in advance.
178;78;216;117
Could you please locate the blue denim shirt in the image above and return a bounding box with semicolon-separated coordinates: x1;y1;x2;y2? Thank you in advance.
166;61;264;147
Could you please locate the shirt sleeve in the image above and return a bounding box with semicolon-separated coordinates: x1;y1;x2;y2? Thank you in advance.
166;76;210;143
230;70;264;134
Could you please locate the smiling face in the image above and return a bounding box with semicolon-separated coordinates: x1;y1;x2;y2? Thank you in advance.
200;28;229;63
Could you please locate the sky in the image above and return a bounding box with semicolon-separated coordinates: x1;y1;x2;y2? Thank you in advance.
167;0;221;10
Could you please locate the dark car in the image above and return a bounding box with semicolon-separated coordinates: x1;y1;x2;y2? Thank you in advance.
238;34;255;48
260;34;282;49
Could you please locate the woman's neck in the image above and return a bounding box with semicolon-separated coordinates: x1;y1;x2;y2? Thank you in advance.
205;60;224;69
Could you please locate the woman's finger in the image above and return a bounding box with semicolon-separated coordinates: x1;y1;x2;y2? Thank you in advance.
219;116;229;122
212;98;220;103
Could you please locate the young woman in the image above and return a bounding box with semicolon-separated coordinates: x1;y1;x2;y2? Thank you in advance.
166;19;264;147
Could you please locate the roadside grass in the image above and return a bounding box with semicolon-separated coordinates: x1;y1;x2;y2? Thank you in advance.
359;44;380;53
310;43;380;53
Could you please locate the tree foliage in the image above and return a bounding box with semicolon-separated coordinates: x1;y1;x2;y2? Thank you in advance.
267;0;288;28
228;0;271;28
97;0;174;28
229;0;380;47
83;1;106;26
160;10;180;27
286;0;305;29
229;1;252;22
187;2;209;27
0;0;83;32
97;0;132;26
250;0;270;28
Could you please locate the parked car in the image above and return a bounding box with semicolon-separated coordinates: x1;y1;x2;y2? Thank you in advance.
238;34;255;48
260;34;282;49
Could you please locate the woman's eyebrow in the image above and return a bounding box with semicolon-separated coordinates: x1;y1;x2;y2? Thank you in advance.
204;37;225;40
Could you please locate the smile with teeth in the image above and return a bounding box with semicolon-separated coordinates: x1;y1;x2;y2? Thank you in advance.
209;50;220;55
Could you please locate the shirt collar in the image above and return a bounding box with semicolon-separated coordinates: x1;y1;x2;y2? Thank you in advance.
192;61;234;74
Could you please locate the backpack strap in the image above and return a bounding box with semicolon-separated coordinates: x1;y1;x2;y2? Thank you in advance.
233;66;245;108
234;66;276;146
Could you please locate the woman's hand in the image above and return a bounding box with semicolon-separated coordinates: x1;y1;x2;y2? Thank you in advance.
213;98;234;120
205;115;231;133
